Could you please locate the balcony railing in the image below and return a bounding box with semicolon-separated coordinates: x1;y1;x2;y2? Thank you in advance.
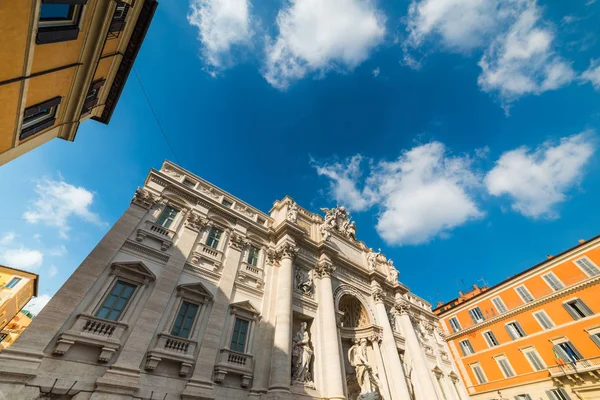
190;244;224;265
145;333;198;376
144;220;176;239
214;348;254;387
549;356;600;377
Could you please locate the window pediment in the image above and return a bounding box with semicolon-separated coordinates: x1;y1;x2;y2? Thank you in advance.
230;301;260;320
177;282;213;304
110;261;155;285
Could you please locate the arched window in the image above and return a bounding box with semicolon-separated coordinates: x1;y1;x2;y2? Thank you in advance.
339;295;369;328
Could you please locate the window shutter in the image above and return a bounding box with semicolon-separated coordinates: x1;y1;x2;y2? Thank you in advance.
546;390;559;400
565;342;584;360
36;27;80;45
559;388;571;399
577;300;593;316
23;97;62;118
563;303;580;320
515;321;526;337
591;334;600;348
553;344;570;363
506;324;517;340
42;0;88;4
109;20;127;33
469;309;477;324
92;79;106;90
19;118;56;141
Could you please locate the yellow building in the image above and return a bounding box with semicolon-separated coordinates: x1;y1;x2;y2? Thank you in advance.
0;310;33;350
0;0;158;166
434;237;600;400
0;265;38;331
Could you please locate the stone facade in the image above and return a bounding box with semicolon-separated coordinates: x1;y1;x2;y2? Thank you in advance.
0;161;470;400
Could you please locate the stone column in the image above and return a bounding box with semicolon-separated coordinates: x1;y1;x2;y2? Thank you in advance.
266;242;297;398
371;286;411;400
395;300;439;400
315;259;345;400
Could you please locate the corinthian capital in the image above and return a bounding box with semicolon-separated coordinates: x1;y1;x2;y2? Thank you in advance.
185;213;209;231
131;187;159;210
267;249;282;266
314;260;336;278
372;287;385;303
394;300;411;315
279;242;298;259
228;232;248;251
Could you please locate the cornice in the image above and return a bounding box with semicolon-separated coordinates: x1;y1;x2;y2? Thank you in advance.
122;240;170;263
446;274;600;340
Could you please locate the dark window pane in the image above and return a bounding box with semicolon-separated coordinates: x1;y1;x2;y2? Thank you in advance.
40;4;73;20
95;280;136;321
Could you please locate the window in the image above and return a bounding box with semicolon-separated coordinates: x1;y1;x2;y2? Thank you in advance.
95;280;136;321
222;199;233;207
183;179;195;188
0;333;7;343
515;395;532;400
515;285;534;303
553;341;583;363
37;1;85;45
506;321;527;339
574;257;600;277
495;356;515;378
542;273;565;291
171;301;199;338
522;348;545;371
257;217;266;226
229;318;249;353
470;363;487;384
5;278;21;289
563;299;593;320
469;307;485;324
459;339;475;356
449;317;461;332
206;227;222;249
482;330;500;347
108;1;130;34
492;296;507;313
547;388;571;400
533;311;555;330
21;97;61;140
247;245;259;266
590;332;600;348
156;206;178;229
81;80;105;115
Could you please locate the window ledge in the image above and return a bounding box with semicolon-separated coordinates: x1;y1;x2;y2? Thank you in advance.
136;223;174;251
190;244;224;264
214;348;254;388
145;333;198;376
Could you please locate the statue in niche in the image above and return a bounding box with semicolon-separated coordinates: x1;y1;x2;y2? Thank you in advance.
287;201;298;223
387;259;399;283
294;268;314;296
292;322;314;385
366;249;380;272
348;339;380;399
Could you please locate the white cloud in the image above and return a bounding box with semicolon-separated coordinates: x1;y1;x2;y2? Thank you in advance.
48;245;67;257
23;294;52;316
188;0;253;74
477;2;575;104
264;0;386;89
49;265;58;278
0;232;16;246
1;247;43;270
485;132;595;218
372;67;381;77
581;59;600;90
23;178;105;239
313;142;483;245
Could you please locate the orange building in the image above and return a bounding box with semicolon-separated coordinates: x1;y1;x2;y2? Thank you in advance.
434;237;600;400
0;310;33;350
0;0;157;166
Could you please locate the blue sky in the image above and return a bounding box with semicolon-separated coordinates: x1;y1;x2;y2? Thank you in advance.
1;0;600;313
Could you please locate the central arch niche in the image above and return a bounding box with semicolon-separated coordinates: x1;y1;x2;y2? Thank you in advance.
338;294;370;328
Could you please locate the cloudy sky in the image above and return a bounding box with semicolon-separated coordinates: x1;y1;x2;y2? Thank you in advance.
2;0;600;313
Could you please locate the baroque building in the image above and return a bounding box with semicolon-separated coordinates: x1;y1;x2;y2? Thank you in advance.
434;237;600;400
0;161;468;400
0;264;38;331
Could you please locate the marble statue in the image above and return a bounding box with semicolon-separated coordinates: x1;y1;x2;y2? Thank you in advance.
292;322;314;384
348;339;380;399
294;268;314;296
345;221;357;241
387;259;399;283
320;206;358;242
287;201;298;223
366;249;380;272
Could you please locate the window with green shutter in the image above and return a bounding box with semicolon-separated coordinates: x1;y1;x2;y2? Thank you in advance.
95;280;136;321
171;301;199;338
230;318;249;353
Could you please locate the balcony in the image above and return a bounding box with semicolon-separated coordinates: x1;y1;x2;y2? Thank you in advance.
135;221;175;251
145;220;176;239
549;356;600;380
190;243;224;265
214;348;254;388
53;313;129;362
145;333;198;376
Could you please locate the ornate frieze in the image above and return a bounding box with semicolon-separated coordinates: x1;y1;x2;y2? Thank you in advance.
314;260;336;278
131;187;159;209
372;287;385;303
228;232;249;251
395;300;411;315
185;213;209;231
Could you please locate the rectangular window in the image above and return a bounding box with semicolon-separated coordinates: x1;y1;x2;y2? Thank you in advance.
21;97;62;140
230;318;249;353
506;321;527;339
109;1;130;34
171;301;199;338
495;356;515;378
469;307;485;324
515;285;534;303
37;2;84;44
0;333;7;343
206;227;223;249
5;278;21;289
156;206;178;229
522;348;545;371
533;310;555;330
449;317;461;332
590;333;600;348
515;395;532;400
459;339;475;356
470;364;487;384
81;79;105;115
574;257;600;277
222;199;233;207
483;330;500;347
183;179;195;188
542;273;565;291
564;299;593;320
492;296;508;313
553;341;583;363
547;388;571;400
95;280;136;321
247;246;259;266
